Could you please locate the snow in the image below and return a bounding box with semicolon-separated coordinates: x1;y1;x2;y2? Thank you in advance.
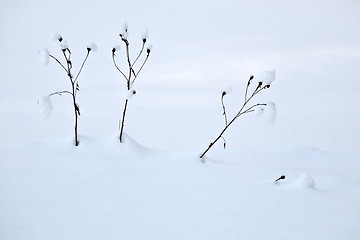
141;29;149;41
259;69;276;86
1;0;360;239
292;173;316;188
120;23;129;39
39;48;49;66
223;85;232;95
87;42;98;52
126;88;137;100
51;33;62;42
265;101;277;125
38;95;53;119
112;44;121;52
0;136;359;240
146;44;153;53
60;39;69;50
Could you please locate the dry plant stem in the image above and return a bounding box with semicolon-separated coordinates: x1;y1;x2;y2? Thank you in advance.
221;93;228;148
49;49;91;146
114;34;150;143
119;99;128;142
199;83;268;159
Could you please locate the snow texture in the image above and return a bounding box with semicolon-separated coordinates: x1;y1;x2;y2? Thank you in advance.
38;95;53;119
40;48;49;66
259;69;276;85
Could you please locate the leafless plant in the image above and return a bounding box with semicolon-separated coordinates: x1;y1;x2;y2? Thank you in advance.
43;35;96;146
111;25;151;142
200;73;275;160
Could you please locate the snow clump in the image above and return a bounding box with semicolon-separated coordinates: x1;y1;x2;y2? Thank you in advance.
146;44;153;54
259;69;276;86
126;89;137;100
38;95;53;119
222;86;232;95
141;29;149;42
112;45;121;53
265;101;277;125
293;174;316;188
40;48;50;66
120;23;129;39
52;33;63;42
87;43;98;52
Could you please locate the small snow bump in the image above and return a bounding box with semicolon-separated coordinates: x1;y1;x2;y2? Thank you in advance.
293;174;316;188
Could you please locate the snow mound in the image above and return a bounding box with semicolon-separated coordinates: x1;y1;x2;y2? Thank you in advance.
292;174;316;188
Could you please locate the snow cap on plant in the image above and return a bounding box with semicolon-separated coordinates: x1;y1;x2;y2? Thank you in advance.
112;44;121;54
52;33;63;42
126;88;137;100
60;40;69;51
87;43;98;52
40;48;50;66
141;29;149;43
265;101;277;125
222;86;232;96
259;69;276;88
120;23;129;39
146;44;153;54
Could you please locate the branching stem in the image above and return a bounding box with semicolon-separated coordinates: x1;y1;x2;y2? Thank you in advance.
200;80;269;159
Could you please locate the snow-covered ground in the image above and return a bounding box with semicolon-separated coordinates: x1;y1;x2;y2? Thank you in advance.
1;0;360;239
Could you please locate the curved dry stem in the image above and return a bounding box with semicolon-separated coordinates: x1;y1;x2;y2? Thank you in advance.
74;50;90;84
112;53;129;82
49;54;67;73
131;41;145;69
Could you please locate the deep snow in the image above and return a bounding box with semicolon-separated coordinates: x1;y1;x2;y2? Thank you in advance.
1;0;360;239
1;134;359;240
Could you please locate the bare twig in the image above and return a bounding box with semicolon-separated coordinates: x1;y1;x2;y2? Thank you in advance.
113;28;151;143
49;54;67;72
199;76;271;159
49;90;73;96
